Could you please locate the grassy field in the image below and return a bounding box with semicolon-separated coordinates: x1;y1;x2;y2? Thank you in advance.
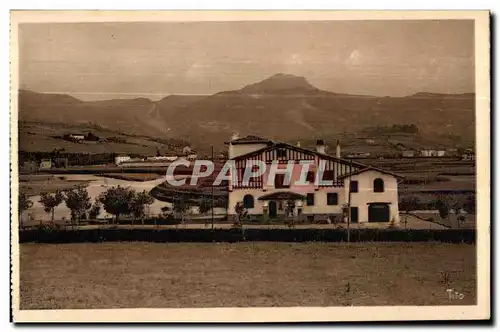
99;173;163;181
20;242;476;309
19;174;89;197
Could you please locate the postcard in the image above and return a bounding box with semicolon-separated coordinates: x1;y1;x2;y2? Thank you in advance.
10;10;490;322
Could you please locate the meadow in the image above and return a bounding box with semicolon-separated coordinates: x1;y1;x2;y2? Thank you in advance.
20;242;476;309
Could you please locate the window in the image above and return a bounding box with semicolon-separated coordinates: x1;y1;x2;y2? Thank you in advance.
243;194;254;209
274;174;290;188
350;180;358;193
322;170;335;181
276;149;287;158
306;193;315;206
327;193;338;205
306;171;316;184
373;178;384;193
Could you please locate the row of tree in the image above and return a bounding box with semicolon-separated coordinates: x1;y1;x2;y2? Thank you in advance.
399;194;475;216
399;194;475;228
18;186;220;227
18;186;156;226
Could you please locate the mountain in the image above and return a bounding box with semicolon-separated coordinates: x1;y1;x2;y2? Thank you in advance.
155;74;475;149
235;73;322;95
17;74;476;153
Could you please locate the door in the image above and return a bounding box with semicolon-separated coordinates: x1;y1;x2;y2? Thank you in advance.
268;201;277;218
368;203;390;222
350;207;358;223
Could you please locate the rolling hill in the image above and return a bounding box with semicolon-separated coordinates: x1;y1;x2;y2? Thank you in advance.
17;74;475;154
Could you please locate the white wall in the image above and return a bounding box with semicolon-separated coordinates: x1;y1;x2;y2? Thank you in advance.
229;143;269;159
228;187;345;216
115;156;131;165
343;170;400;223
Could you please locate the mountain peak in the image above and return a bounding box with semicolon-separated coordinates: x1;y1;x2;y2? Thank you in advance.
238;73;321;94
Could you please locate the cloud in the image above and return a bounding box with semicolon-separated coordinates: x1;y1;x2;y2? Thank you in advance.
185;62;212;80
345;50;362;66
286;53;304;65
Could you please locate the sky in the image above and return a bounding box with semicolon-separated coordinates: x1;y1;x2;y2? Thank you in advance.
18;20;475;100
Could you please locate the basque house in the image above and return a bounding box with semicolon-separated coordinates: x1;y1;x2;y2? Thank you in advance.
226;135;403;224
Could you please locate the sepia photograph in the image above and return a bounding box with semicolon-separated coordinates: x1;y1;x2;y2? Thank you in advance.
10;10;490;322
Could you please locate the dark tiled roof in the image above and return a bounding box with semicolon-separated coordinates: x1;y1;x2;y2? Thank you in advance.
337;166;404;179
231;141;368;168
226;135;274;145
258;191;306;201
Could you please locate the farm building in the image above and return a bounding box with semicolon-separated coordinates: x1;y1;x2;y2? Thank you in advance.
114;154;131;165
39;159;52;169
146;155;179;162
21;161;38;172
226;135;403;224
64;133;86;142
420;149;446;157
187;153;198;161
462;151;476;161
402;150;415;157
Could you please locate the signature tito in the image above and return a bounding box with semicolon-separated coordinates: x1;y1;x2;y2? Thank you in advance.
446;289;465;300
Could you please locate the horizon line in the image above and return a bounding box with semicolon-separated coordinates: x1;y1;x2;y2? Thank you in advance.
19;89;476;102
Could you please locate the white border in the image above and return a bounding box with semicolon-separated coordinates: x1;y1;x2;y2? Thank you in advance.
8;9;490;323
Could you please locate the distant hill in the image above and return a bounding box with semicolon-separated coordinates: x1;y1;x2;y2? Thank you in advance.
408;92;476;99
17;74;475;153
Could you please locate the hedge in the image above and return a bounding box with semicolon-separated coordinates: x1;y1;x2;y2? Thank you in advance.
19;228;475;244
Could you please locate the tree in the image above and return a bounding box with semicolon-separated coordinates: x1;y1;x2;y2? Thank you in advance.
399;196;420;228
130;191;155;224
435;195;462;223
234;201;247;227
64;187;92;224
463;194;476;214
88;201;102;220
435;198;449;219
161;206;171;217
19;193;33;227
39;190;64;222
198;196;212;214
284;199;296;228
173;194;192;224
97;186;136;223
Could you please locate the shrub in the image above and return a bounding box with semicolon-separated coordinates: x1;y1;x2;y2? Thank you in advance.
399;196;420;214
19;228;476;244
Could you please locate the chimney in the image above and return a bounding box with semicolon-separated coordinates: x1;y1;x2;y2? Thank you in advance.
231;132;239;141
316;139;325;154
296;141;301;148
336;140;341;158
